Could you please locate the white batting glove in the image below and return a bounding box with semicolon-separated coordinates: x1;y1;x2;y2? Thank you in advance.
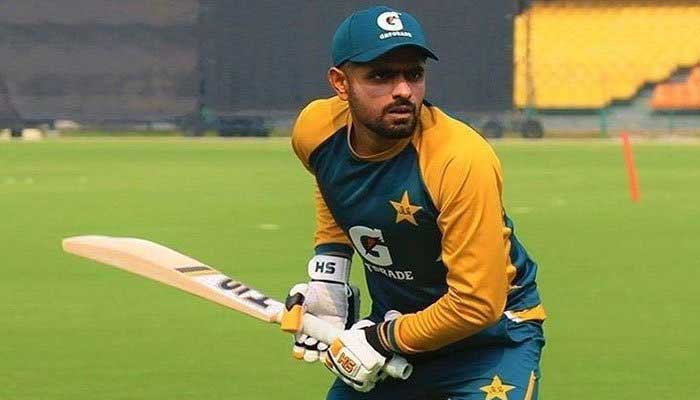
285;255;358;363
324;310;403;392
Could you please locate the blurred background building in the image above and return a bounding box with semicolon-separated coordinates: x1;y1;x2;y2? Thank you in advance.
0;0;698;137
0;1;198;132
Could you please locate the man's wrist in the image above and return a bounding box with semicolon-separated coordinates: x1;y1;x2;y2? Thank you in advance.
362;321;399;358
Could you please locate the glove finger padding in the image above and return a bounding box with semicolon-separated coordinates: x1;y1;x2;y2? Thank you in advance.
317;342;330;363
302;336;320;362
292;333;307;360
293;333;332;363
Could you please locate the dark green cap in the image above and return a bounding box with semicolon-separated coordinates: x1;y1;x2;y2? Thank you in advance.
332;6;438;67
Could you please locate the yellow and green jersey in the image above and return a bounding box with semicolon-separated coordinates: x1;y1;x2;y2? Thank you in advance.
292;96;545;355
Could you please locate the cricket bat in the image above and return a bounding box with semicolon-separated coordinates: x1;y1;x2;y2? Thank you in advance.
62;235;412;380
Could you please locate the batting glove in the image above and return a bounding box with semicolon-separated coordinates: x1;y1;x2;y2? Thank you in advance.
285;255;359;363
324;313;402;393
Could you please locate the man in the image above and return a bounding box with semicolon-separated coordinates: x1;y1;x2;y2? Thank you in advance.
287;6;545;399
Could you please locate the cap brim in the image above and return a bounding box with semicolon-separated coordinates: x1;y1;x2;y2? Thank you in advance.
347;43;438;64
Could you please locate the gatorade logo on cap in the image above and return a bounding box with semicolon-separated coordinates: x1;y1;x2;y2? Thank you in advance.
377;11;413;40
331;6;438;66
377;12;404;31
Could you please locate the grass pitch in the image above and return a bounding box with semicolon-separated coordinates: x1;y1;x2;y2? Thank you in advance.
1;138;698;399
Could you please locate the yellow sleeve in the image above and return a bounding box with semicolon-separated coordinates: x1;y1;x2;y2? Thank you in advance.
290;97;353;256
392;142;509;353
314;184;353;255
290;96;349;173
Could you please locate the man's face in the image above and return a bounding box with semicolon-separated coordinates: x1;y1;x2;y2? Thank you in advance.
343;47;426;139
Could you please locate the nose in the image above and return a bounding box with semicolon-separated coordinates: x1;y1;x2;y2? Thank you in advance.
392;77;412;100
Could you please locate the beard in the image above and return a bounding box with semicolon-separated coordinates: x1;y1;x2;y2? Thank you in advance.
349;96;420;140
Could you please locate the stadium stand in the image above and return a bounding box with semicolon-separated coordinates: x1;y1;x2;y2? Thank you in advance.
514;0;700;109
651;66;700;110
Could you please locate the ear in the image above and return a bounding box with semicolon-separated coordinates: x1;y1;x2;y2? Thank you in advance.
327;67;350;101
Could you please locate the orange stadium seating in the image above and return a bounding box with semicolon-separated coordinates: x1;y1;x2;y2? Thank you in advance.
651;66;700;110
514;0;700;109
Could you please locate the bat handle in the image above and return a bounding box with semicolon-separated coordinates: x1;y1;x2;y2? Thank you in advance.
300;313;413;380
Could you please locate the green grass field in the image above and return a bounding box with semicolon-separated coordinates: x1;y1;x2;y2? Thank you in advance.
1;138;698;399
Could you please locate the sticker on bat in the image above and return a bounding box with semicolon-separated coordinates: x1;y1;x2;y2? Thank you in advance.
175;266;216;276
218;278;272;309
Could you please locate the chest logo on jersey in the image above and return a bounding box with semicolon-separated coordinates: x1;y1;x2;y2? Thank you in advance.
389;191;422;226
348;226;414;281
349;226;393;266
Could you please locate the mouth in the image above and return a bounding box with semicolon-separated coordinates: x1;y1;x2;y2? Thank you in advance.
386;105;415;117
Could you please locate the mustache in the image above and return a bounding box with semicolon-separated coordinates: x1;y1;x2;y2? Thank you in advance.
384;100;416;114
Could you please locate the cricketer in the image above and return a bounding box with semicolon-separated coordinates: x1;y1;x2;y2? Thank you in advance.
286;6;546;399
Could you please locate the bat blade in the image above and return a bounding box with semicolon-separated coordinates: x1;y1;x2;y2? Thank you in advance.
62;235;414;380
62;235;284;323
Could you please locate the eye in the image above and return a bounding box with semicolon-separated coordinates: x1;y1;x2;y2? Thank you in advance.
370;71;390;81
407;69;424;81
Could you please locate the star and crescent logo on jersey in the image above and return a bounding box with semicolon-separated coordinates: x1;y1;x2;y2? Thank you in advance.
389;191;422;226
480;375;516;400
